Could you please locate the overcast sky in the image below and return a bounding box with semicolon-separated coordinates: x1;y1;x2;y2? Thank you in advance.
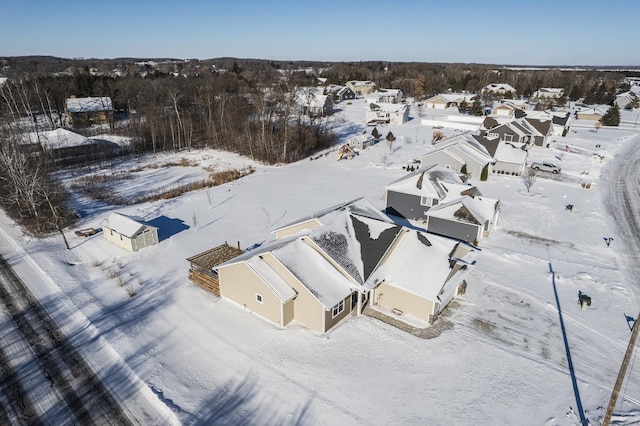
1;0;638;66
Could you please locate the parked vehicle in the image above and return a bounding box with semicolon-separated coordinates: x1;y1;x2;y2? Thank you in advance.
531;161;561;174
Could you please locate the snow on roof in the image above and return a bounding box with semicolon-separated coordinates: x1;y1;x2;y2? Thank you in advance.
66;96;113;113
274;198;389;235
484;83;516;92
385;165;466;200
348;80;375;86
433;93;476;103
364;230;463;300
24;128;89;149
244;256;297;302
426;195;498;225
272;239;353;309
369;102;408;113
494;142;527;164
100;212;155;238
0;77;7;87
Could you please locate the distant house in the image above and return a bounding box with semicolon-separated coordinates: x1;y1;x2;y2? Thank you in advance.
482;83;517;96
296;88;333;117
365;89;403;104
551;113;571;136
575;106;607;121
425;93;476;110
532;88;564;99
336;86;357;102
66;96;113;128
214;198;476;332
493;100;529;117
101;213;159;252
614;91;639;109
22;128;125;166
416;132;494;180
346;80;377;96
484;117;553;147
348;134;376;150
365;102;409;125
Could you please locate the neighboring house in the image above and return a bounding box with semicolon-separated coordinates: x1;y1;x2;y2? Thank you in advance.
384;165;477;220
384;166;500;244
365;102;409;125
336;86;357;102
482;83;517;96
296;88;333;117
365;89;403;104
346;80;377;96
66;96;113;128
484;117;553;147
416;132;494;180
23;128;125;165
551;113;571;136
475;135;527;176
614;91;639;109
424;195;500;244
214;198;476;332
532;88;564;99
575;106;606;121
425;93;477;109
348;134;376;150
493;100;529;117
101;212;159;252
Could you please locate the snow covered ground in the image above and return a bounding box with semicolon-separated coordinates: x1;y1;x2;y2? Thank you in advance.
2;99;640;425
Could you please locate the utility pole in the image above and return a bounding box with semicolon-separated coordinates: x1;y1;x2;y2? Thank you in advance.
603;312;640;425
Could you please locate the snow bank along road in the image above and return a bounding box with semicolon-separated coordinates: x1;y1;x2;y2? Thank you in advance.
605;135;640;303
0;252;132;425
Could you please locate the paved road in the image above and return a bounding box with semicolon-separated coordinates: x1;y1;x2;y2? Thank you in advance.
0;253;133;425
604;137;640;301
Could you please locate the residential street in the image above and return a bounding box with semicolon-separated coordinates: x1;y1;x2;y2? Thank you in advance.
0;253;132;425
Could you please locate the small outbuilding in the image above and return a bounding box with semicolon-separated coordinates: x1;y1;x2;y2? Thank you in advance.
100;212;159;252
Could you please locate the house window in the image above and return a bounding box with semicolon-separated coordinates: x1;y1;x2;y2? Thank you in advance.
504;134;513;142
332;300;345;318
420;196;433;207
110;230;113;236
256;293;263;304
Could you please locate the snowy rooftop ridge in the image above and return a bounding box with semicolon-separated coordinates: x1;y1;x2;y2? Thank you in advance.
66;96;113;113
100;212;155;238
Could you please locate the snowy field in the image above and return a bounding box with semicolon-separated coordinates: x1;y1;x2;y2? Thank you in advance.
2;99;640;425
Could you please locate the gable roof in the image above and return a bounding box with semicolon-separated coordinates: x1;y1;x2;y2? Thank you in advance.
271;238;353;308
426;195;499;226
244;256;298;303
101;212;156;238
23;128;89;149
524;118;553;135
364;230;472;301
385;165;468;201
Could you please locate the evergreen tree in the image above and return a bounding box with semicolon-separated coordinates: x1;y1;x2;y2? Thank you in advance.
601;104;620;126
371;127;380;139
470;98;483;116
480;164;489;181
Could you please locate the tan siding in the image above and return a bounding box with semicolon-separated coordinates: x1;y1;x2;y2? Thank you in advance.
324;294;352;332
274;219;322;239
375;282;435;322
260;253;325;332
103;228;135;251
218;263;284;326
283;299;294;326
